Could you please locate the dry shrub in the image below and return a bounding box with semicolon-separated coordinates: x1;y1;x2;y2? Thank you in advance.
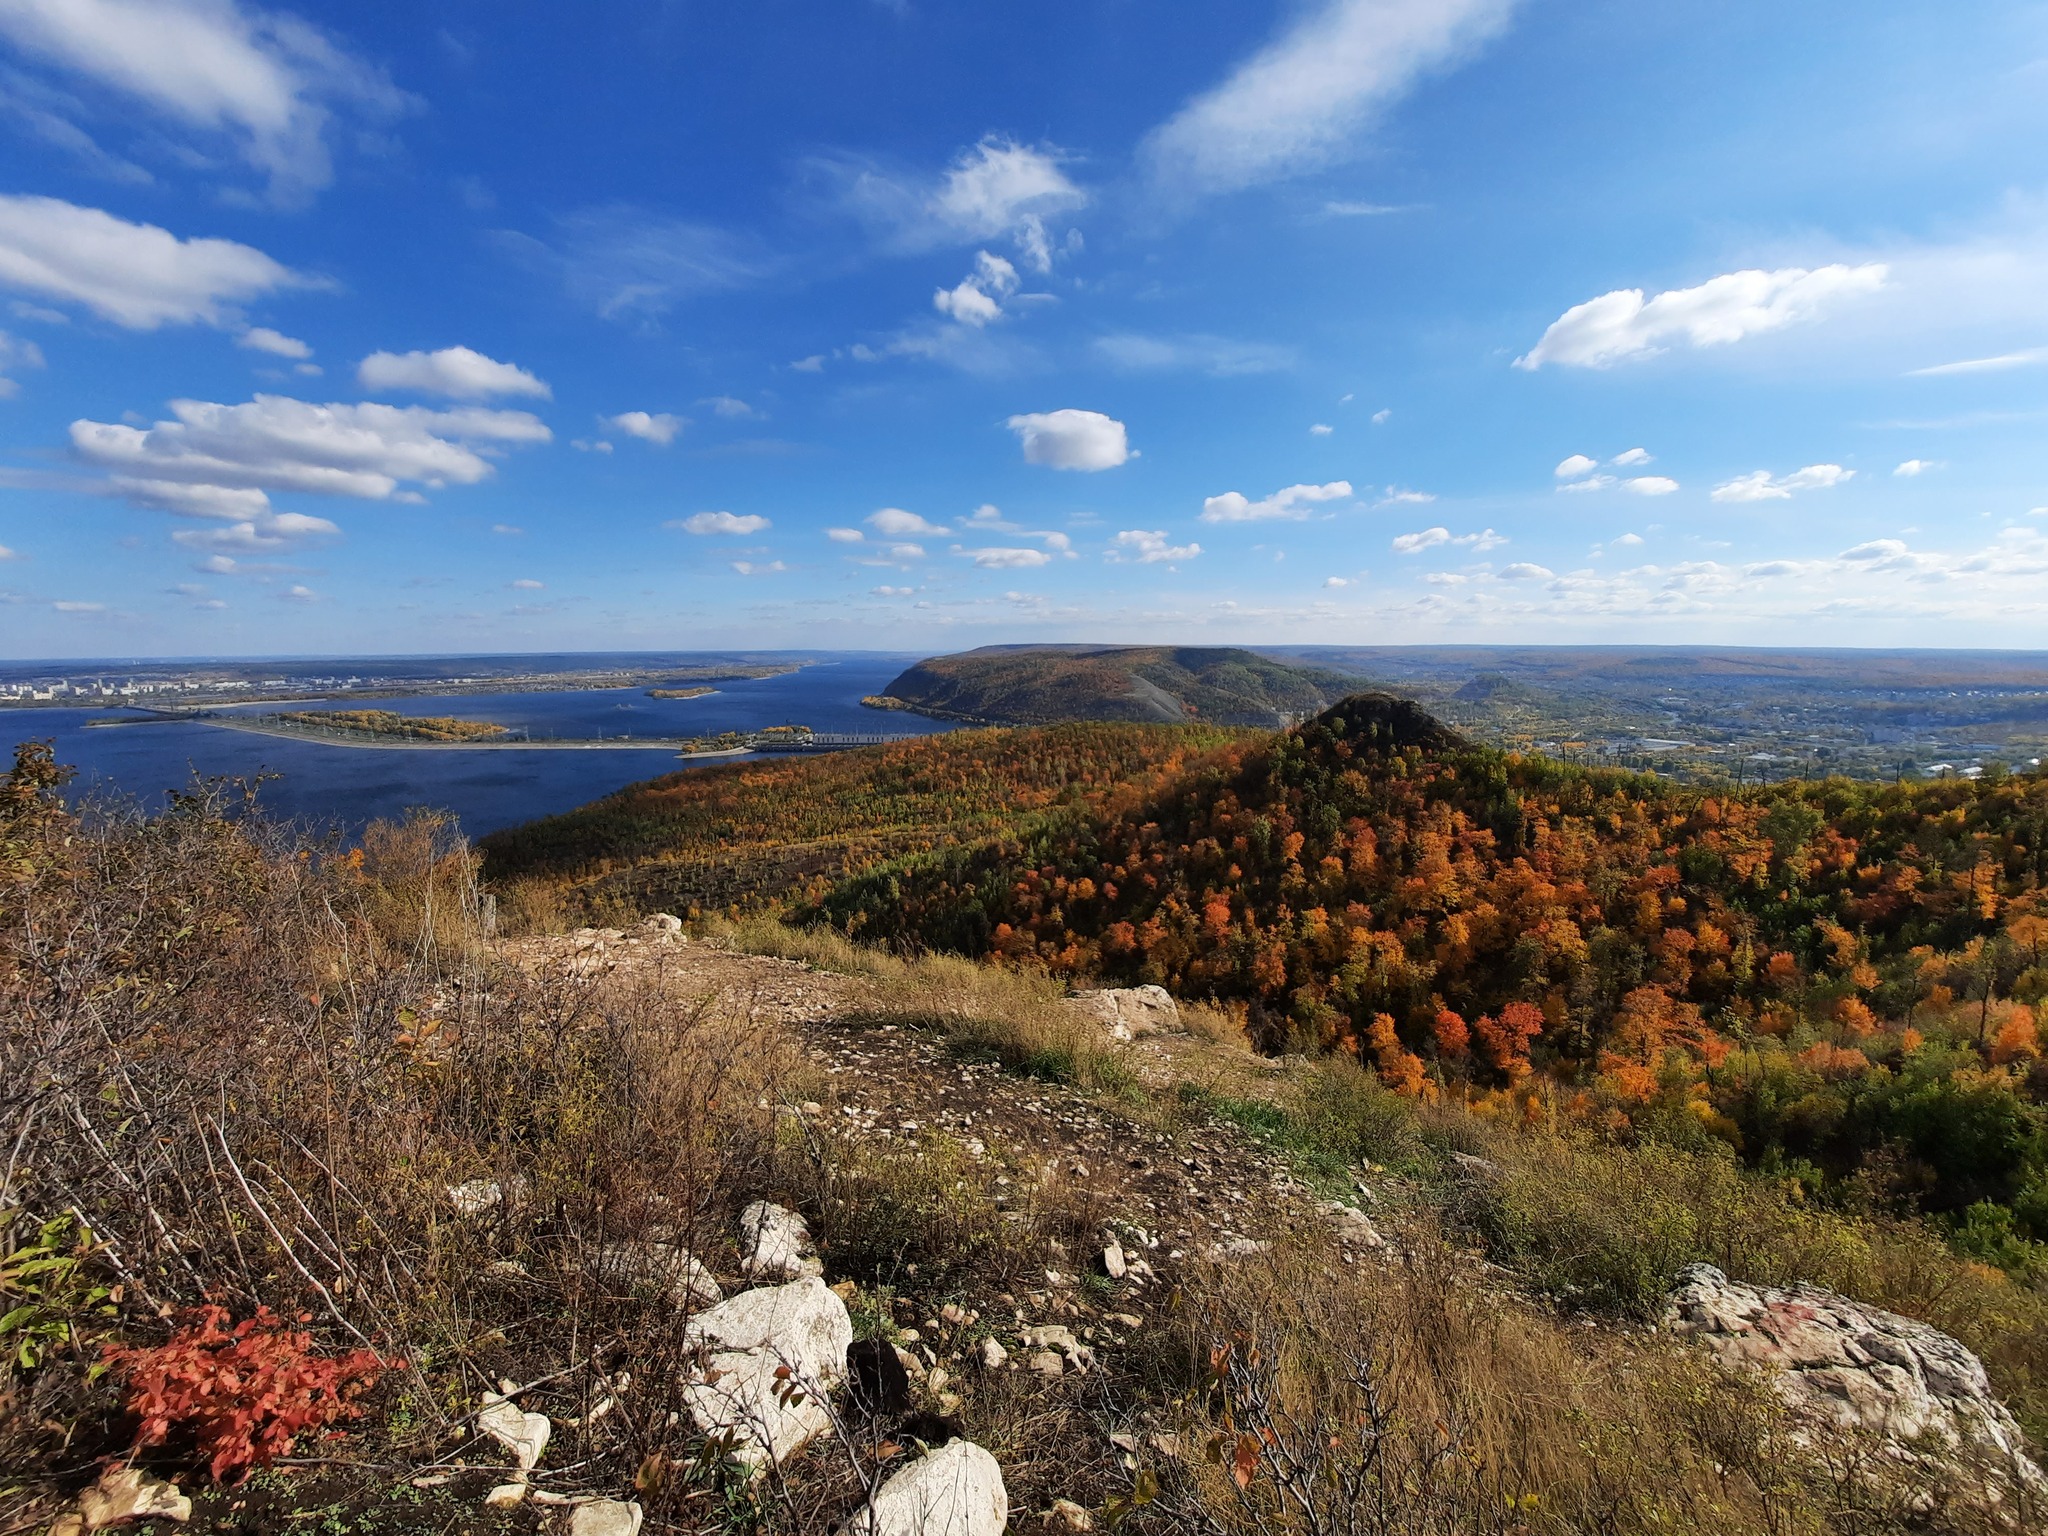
1143;1224;2017;1536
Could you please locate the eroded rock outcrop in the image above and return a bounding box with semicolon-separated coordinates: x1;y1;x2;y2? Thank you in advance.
1665;1263;2043;1498
740;1199;820;1280
1069;986;1180;1041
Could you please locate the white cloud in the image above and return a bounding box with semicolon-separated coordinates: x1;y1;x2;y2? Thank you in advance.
1324;200;1407;216
1392;526;1450;554
0;0;408;201
283;584;317;603
1323;576;1349;587
826;526;865;543
170;509;337;550
1309;423;1333;436
1623;476;1679;496
1516;264;1888;369
1611;447;1652;467
1555;454;1597;478
52;599;103;612
0;328;44;397
0;194;307;328
933;250;1019;327
1091;332;1295;376
72;394;550;501
871;585;914;597
1393;525;1502;554
1108;529;1200;564
790;354;825;373
504;206;768;322
1710;464;1854;503
509;578;542;589
1377;488;1435;505
1905;346;2048;377
1894;458;1939;476
828;136;1086;273
673;511;769;535
237;325;308;359
730;560;786;576
492;523;522;535
700;395;760;419
571;437;614;454
359;346;550;400
1499;562;1553;580
1612;532;1644;546
1558;475;1615;493
966;503;1008;525
868;507;949;537
1371;408;1391;424
604;409;684;445
1140;0;1516;200
1200;480;1352;523
959;545;1051;569
1006;409;1131;471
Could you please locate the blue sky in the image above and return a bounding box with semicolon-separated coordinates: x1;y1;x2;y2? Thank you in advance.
0;0;2045;658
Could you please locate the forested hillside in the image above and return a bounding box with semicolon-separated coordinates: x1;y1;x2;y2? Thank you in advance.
867;643;1357;726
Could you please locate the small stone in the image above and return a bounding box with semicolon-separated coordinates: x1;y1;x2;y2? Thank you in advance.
483;1483;528;1508
1050;1497;1095;1530
447;1179;503;1217
569;1498;645;1536
1029;1349;1066;1378
1100;1240;1127;1280
75;1467;192;1528
477;1393;550;1471
979;1336;1009;1369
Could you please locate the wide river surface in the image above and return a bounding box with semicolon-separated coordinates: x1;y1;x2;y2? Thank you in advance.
3;656;954;837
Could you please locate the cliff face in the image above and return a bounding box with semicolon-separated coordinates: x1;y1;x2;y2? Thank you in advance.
871;644;1361;727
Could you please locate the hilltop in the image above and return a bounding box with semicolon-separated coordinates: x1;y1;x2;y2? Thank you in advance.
864;644;1361;727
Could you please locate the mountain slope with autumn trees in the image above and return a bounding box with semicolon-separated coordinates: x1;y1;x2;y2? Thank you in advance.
489;694;2048;1274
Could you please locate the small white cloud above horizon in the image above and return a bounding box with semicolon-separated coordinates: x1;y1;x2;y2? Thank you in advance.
868;507;950;537
360;346;550;400
1006;409;1130;470
1894;458;1941;477
1202;480;1352;523
605;410;685;445
673;511;770;535
239;327;311;360
1711;464;1854;503
1107;529;1200;565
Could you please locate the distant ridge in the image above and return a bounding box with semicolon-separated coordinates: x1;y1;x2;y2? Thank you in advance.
867;644;1360;728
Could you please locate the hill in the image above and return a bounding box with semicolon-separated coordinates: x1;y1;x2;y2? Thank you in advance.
865;644;1360;727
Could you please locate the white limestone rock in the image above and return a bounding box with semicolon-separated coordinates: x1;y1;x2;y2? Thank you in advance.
680;1275;853;1473
845;1439;1009;1536
569;1499;644;1536
589;1239;723;1308
739;1199;819;1280
1070;985;1181;1042
477;1391;551;1471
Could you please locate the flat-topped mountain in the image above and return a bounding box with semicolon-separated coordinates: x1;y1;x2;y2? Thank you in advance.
865;644;1360;727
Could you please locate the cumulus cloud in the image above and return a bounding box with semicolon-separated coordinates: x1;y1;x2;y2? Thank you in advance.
1555;454;1598;478
1611;447;1653;467
1006;409;1130;471
170;509;338;550
604;409;684;445
700;395;760;419
1377;488;1435;505
1559;475;1615;493
826;527;865;543
673;511;769;535
0;0;410;202
1516;264;1888;369
358;346;550;400
868;507;949;538
1200;480;1352;523
1612;532;1644;546
238;325;308;359
1623;476;1678;495
959;545;1051;569
1711;464;1855;503
730;559;786;576
0;194;308;328
1392;526;1503;554
1108;529;1200;564
71;394;550;502
509;578;543;589
1500;562;1553;580
1140;0;1516;200
1309;423;1333;436
1323;575;1350;587
1894;458;1939;476
933;250;1019;327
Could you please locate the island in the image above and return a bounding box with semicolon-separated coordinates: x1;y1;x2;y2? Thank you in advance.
272;710;508;742
860;644;1366;728
647;686;717;700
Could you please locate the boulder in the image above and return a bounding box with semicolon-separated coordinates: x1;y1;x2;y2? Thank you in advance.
569;1499;644;1536
681;1275;853;1473
589;1240;723;1308
739;1200;819;1280
638;913;683;936
845;1439;1009;1536
1665;1264;2044;1495
1319;1201;1385;1250
1070;985;1180;1042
